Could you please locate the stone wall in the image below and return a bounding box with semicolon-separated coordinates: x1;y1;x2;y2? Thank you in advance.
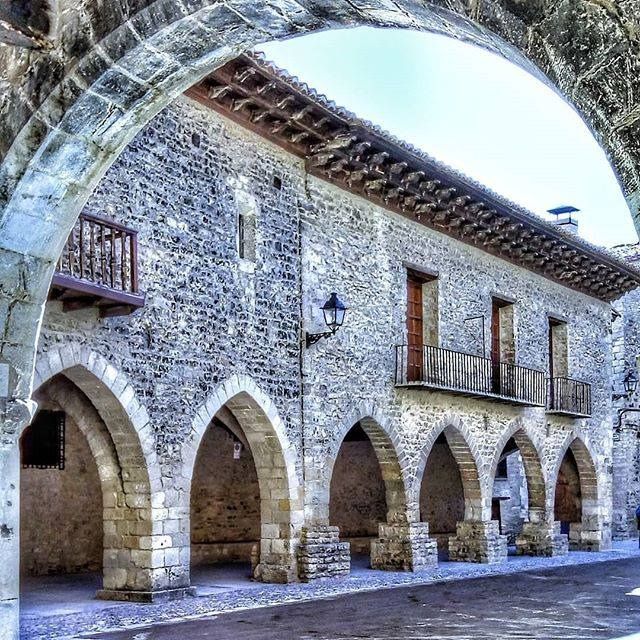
493;452;528;542
31;96;614;584
611;244;640;539
190;422;260;566
38;96;304;466
21;380;102;576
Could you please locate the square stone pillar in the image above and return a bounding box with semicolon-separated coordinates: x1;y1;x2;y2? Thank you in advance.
296;525;350;582
515;521;568;556
448;520;507;564
370;522;437;571
0;448;19;640
256;535;299;584
569;521;612;552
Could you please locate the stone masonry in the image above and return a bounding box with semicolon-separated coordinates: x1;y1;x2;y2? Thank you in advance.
27;91;614;580
2;7;640;634
2;65;628;638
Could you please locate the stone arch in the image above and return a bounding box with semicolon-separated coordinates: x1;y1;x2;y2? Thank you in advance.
325;402;411;526
415;413;485;522
550;433;608;551
184;374;302;583
31;343;167;595
489;420;547;523
2;1;639;463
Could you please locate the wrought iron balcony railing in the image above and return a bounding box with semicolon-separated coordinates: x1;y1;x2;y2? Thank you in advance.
547;377;592;418
49;212;145;317
395;344;547;407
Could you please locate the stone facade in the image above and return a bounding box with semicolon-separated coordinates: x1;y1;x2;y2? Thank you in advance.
611;243;640;539
13;92;616;614
2;6;640;633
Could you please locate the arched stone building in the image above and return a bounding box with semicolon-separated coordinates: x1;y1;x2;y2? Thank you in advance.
1;32;638;638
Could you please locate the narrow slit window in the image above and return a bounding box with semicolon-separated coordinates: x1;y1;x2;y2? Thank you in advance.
237;206;256;262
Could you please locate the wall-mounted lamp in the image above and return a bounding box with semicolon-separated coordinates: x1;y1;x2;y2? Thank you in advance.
306;292;347;348
613;370;639;400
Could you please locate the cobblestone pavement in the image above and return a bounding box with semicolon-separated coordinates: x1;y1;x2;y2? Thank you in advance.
21;543;640;639
86;555;640;640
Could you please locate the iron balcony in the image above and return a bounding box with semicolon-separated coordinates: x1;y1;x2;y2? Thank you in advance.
395;345;591;417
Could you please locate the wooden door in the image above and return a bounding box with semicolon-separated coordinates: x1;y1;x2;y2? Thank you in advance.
491;300;501;392
407;274;424;382
548;319;556;407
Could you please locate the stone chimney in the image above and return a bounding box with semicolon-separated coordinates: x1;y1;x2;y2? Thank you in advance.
548;206;579;235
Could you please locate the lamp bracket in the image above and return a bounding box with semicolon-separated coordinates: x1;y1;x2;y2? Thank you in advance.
305;330;335;348
615;407;640;432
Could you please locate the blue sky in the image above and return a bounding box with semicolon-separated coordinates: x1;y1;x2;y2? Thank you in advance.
257;27;638;249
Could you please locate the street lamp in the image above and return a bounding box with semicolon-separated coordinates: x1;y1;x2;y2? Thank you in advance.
613;370;639;400
615;368;640;432
306;292;347;348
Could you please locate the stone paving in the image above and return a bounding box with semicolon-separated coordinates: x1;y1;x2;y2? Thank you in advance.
86;554;640;640
21;541;640;640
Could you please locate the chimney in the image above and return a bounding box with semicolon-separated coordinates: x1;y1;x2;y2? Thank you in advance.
548;205;579;235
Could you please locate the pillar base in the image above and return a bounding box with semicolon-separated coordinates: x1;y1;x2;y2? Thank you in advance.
448;520;507;564
370;522;438;571
569;522;611;552
516;521;568;556
297;525;350;582
96;586;196;603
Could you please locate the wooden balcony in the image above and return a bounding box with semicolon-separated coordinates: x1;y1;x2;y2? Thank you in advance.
394;345;547;407
48;213;145;317
547;377;592;418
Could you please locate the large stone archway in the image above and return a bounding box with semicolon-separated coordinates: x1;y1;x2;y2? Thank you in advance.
183;374;303;584
30;344;185;599
415;414;506;564
488;421;568;557
551;434;609;552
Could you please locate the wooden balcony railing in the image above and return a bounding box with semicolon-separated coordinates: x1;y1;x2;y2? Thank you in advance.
547;377;592;417
395;345;547;407
49;213;145;317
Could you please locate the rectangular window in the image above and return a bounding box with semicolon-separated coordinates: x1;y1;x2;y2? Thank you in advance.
491;297;515;394
237;208;256;262
21;410;65;470
491;297;515;364
548;318;568;378
406;269;438;382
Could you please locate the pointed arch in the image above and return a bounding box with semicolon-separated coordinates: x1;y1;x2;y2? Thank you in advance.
489;420;547;522
325;402;411;525
31;343;166;594
415;413;485;522
550;432;608;551
185;374;302;582
34;343;160;492
550;433;600;506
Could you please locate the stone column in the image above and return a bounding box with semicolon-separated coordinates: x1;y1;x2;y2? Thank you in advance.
0;447;19;640
448;520;507;563
257;532;300;584
296;525;350;582
569;520;612;552
515;521;568;556
370;522;437;571
97;472;194;602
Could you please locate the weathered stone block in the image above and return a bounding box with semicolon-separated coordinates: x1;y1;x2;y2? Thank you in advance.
449;520;507;564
